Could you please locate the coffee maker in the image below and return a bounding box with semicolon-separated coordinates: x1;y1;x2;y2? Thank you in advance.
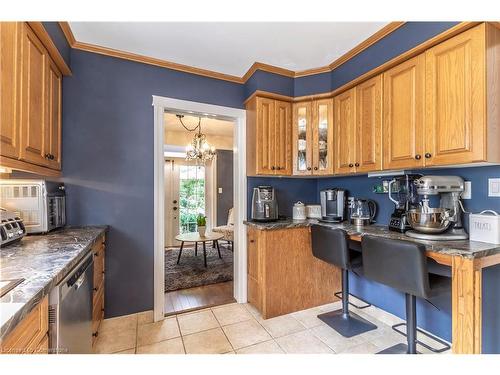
251;186;278;222
319;188;346;223
388;174;421;232
406;176;468;240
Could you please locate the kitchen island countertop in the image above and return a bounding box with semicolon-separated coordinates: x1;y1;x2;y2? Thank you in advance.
244;219;500;260
0;226;108;341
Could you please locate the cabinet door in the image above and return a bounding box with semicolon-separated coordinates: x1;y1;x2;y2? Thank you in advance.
356;75;382;173
312;99;334;175
46;58;62;170
255;97;276;174
425;24;486;166
334;88;356;174
274;100;292;175
19;24;49;167
292;101;313;175
0;22;21;159
383;54;425;170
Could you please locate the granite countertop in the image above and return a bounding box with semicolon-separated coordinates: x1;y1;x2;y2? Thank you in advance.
0;226;108;341
244;219;500;260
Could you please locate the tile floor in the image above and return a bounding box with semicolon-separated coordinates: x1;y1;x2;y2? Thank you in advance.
93;301;451;354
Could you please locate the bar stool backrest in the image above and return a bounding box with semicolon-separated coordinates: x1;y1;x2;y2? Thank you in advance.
311;225;350;269
361;236;431;299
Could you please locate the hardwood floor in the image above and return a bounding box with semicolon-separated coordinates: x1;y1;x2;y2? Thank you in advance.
164;281;235;316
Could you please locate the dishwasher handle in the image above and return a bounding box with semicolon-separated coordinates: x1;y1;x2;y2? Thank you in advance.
60;253;93;300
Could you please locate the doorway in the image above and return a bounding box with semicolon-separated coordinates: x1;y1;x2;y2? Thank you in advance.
157;104;241;315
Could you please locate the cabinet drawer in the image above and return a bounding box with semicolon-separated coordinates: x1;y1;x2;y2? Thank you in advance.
92;240;105;289
0;296;48;354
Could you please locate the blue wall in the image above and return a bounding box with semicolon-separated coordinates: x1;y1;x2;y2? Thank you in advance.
62;49;244;317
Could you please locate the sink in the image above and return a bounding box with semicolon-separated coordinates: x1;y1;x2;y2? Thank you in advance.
0;279;24;298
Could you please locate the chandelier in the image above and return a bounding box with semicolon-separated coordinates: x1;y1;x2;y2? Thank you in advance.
176;114;216;163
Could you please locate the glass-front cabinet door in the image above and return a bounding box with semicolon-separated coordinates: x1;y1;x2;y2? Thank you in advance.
312;99;334;175
292;102;312;175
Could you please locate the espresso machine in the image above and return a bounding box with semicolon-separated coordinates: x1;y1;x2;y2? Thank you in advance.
406;175;469;240
251;186;278;222
388;174;421;232
319;188;346;222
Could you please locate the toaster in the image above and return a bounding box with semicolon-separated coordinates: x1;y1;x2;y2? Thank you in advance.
0;208;26;247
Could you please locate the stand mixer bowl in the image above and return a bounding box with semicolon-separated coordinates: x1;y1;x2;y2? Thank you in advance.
407;208;452;234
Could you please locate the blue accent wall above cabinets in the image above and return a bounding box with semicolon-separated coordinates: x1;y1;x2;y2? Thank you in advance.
62;49;245;318
244;70;294;99
42;22;71;68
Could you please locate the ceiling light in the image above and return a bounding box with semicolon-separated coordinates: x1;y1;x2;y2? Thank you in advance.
176;114;216;164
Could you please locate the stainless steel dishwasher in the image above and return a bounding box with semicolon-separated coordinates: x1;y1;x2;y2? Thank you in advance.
49;251;94;354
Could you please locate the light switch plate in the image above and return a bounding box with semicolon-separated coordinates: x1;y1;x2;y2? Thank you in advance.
489;178;500;197
463;181;471;199
218;187;223;194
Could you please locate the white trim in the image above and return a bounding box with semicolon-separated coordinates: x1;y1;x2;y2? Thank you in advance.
152;95;247;322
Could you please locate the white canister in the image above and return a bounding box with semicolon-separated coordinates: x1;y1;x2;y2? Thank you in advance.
306;204;322;219
469;210;500;244
293;201;307;221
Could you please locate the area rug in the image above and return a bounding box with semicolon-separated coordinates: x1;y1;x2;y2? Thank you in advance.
164;244;233;292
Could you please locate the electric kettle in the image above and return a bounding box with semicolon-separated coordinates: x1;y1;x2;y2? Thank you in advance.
349;198;377;226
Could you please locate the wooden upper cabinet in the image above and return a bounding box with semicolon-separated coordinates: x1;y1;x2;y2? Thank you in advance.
19;24;50;167
355;75;382;173
312;99;334;175
246;96;292;176
425;24;487;166
46;58;62;170
292;101;313;175
274;100;292;175
334;88;356;174
383;54;425;170
0;22;21;160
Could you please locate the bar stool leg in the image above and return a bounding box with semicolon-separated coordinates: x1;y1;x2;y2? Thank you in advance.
406;294;417;354
317;269;377;338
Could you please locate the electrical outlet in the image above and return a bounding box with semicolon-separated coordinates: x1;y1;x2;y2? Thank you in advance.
463;181;471;199
489;178;500;197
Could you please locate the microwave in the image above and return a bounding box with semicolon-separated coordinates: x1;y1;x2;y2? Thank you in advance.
0;180;66;233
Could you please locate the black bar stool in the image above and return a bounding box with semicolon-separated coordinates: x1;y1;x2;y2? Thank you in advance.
311;225;377;337
361;235;451;354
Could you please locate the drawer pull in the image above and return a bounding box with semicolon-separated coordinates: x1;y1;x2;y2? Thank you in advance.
425;153;432;158
93;287;98;292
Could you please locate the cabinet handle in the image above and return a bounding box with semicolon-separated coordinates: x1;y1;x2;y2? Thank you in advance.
94;252;99;257
92;332;99;338
355;162;360;167
415;154;421;160
307;167;312;171
348;163;354;168
50;154;55;160
425;153;432;159
313;167;318;171
276;166;281;170
271;166;275;170
94;287;98;292
44;153;51;159
249;239;255;243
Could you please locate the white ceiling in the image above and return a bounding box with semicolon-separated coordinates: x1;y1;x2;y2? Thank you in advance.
164;113;234;137
69;22;389;77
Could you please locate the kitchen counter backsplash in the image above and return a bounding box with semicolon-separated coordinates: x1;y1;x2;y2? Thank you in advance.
0;226;108;341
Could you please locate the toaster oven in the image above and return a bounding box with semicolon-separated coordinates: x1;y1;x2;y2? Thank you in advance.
0;180;66;234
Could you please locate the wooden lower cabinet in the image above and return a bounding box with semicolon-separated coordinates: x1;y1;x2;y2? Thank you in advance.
247;227;341;319
92;234;106;346
0;296;49;354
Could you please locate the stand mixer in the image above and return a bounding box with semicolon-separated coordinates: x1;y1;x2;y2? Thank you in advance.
405;175;469;241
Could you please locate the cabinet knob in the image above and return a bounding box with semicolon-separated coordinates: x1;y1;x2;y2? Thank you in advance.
92;332;99;338
415;154;422;160
425;153;432;159
348;163;354;168
355;162;360;167
94;252;99;256
94;287;98;292
249;239;255;243
271;166;275;170
44;153;51;159
307;167;312;171
313;167;318;171
276;166;281;170
50;154;55;160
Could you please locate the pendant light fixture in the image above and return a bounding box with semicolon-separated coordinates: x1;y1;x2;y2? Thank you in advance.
177;114;216;163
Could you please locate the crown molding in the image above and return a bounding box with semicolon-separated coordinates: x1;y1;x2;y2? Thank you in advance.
27;22;72;76
58;22;409;84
